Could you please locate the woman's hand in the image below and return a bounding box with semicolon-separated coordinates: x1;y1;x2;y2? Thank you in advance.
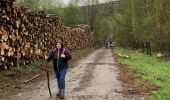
45;55;48;60
61;54;65;58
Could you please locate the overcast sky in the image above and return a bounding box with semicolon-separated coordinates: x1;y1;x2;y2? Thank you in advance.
63;0;118;5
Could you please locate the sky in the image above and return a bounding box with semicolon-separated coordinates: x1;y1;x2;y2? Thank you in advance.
63;0;69;4
63;0;118;5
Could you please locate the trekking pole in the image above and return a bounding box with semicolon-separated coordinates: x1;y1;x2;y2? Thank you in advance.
45;62;52;98
41;27;52;97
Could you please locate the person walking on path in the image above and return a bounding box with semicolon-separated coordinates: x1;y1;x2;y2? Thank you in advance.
45;39;72;99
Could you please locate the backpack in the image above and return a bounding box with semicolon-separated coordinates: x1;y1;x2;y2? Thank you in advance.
51;48;65;60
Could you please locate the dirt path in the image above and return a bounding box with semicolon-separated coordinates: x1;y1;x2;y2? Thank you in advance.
2;48;146;100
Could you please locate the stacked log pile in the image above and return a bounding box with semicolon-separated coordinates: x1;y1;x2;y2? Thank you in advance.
59;25;94;49
0;2;94;69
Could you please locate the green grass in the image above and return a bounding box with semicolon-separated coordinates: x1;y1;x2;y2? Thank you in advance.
114;47;170;100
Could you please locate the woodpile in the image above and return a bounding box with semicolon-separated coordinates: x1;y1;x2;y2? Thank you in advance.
59;25;94;49
0;2;94;70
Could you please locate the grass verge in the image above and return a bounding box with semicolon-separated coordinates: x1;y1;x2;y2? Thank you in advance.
114;47;170;100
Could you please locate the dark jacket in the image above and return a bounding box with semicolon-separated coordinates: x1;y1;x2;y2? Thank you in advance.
47;48;71;71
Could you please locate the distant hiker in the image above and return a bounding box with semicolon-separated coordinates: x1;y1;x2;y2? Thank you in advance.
110;41;113;49
110;41;115;49
105;40;112;48
45;39;71;99
105;40;108;48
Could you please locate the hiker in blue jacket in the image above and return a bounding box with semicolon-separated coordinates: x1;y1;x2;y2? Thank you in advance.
46;39;71;99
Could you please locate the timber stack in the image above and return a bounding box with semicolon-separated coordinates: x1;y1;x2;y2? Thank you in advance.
59;25;94;49
0;1;94;70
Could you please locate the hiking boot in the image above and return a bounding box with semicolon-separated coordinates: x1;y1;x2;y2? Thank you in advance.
60;89;65;99
56;90;61;98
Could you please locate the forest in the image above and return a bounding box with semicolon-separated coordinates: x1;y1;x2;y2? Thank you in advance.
15;0;170;55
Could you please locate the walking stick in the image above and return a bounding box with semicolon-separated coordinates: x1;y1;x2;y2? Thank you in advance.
41;27;52;97
45;63;52;98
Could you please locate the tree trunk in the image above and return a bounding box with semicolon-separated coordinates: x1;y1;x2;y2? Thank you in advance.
169;42;170;57
148;42;152;56
141;42;145;53
146;42;149;55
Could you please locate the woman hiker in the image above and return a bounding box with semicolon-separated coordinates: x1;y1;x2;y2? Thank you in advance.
45;39;71;99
